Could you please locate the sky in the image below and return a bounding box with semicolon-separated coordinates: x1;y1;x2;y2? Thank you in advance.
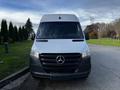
0;0;120;31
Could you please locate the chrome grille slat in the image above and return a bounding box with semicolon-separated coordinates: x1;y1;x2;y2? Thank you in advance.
42;62;78;66
39;53;82;73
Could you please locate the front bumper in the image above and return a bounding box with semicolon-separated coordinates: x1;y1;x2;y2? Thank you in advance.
31;71;90;80
30;56;91;80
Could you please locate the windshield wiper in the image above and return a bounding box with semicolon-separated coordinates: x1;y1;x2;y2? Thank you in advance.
36;39;48;42
72;39;84;42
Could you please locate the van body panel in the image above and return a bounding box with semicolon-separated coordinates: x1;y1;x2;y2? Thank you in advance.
32;39;89;53
40;14;79;22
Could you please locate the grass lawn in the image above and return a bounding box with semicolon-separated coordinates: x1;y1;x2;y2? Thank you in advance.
87;38;120;47
0;40;33;80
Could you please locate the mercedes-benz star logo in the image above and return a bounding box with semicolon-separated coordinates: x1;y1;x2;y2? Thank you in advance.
56;55;65;64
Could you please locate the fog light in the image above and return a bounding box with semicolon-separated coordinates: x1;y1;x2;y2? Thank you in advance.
75;68;79;73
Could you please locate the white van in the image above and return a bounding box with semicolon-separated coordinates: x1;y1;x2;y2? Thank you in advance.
30;14;91;80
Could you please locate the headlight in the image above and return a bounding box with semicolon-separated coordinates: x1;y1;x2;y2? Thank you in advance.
30;51;39;59
82;51;90;58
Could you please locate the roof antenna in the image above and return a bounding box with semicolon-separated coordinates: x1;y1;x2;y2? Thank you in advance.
59;16;61;19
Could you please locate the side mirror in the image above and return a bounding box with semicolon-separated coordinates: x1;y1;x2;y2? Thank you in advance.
85;36;89;40
84;32;89;40
31;34;35;40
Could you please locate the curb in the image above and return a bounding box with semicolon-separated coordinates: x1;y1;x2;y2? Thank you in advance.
0;66;29;89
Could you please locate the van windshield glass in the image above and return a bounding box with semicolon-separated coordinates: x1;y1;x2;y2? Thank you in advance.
36;22;84;39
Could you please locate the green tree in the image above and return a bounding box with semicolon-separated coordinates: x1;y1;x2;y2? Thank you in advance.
22;26;28;40
9;22;15;42
18;27;24;41
18;27;21;41
0;29;1;44
25;18;33;39
21;26;26;40
14;26;19;41
1;19;8;42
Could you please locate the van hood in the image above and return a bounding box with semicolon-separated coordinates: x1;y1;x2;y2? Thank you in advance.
32;39;88;53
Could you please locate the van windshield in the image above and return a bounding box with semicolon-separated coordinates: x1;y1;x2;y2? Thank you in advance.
36;22;84;39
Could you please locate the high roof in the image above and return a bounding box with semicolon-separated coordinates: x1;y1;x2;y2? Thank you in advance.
40;14;79;22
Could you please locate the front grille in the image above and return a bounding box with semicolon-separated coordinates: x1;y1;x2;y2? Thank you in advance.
39;53;82;73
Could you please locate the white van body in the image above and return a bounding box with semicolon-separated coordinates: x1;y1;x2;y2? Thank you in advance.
30;14;91;80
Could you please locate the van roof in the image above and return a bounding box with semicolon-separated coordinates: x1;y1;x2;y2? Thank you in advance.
40;14;79;22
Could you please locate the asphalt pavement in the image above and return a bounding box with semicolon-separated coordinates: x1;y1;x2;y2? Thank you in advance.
6;45;120;90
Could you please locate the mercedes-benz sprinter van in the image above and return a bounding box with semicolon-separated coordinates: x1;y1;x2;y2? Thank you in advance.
30;14;91;79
